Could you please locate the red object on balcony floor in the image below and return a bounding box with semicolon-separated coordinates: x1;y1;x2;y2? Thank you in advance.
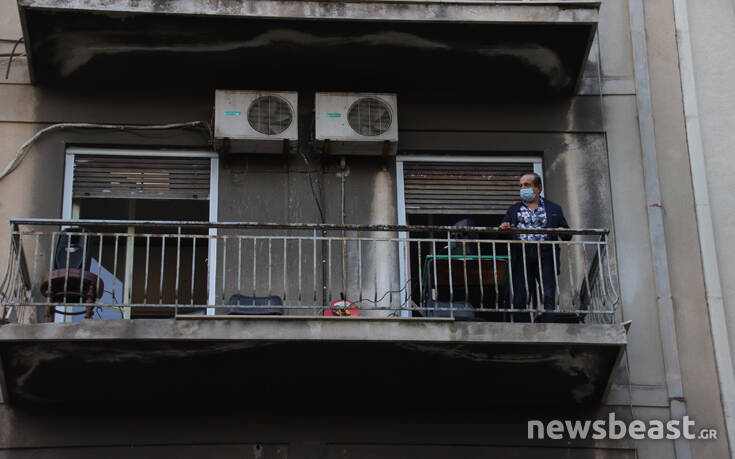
324;299;359;317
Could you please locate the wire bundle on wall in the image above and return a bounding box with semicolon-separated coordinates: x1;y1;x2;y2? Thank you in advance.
1;37;24;80
0;121;211;181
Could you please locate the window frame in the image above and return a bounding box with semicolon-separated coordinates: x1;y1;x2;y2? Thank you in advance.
59;147;219;321
394;154;543;317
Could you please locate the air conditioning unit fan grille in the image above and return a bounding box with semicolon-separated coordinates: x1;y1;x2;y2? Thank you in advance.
347;97;392;136
247;95;294;135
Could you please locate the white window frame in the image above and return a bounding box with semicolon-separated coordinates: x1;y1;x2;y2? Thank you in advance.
59;147;219;321
394;154;543;317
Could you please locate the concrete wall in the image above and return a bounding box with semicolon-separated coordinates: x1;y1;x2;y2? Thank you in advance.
0;1;33;323
642;0;730;457
0;404;642;459
598;0;733;455
685;0;735;403
0;0;730;457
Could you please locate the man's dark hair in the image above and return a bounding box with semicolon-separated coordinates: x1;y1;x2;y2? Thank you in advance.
522;172;542;188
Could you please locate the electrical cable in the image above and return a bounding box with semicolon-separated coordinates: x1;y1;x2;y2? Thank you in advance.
307;168;325;223
354;277;412;306
298;113;325;223
0;121;211;181
4;37;24;80
353;276;415;318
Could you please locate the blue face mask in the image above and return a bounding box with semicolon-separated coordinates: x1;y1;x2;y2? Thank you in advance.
520;188;536;202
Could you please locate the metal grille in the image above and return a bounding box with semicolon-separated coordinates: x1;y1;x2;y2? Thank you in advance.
402;161;534;215
73;155;210;200
247;95;293;135
347;97;392;136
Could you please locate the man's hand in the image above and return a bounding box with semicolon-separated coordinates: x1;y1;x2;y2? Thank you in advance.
499;222;514;229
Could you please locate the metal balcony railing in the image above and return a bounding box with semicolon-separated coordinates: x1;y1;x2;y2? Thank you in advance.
0;219;619;324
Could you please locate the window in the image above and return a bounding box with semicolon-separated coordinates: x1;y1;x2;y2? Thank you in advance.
59;148;218;321
396;154;542;317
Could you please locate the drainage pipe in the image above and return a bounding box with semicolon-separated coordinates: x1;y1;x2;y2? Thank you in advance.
629;1;692;457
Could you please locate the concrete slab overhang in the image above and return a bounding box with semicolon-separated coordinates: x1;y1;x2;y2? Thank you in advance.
0;318;626;406
17;0;600;93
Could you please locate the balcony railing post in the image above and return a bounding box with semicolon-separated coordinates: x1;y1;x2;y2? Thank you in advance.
62;232;71;306
342;236;347;305
373;240;378;305
582;243;593;312
159;234;166;305
447;232;453;315
252;237;257;299
12;227;23;315
477;241;484;309
122;228;134;319
506;241;514;314
406;233;412;317
322;229;328;308
462;241;469;309
112;234;119;308
6;223;20;317
520;241;529;313
595;242;604;311
268;237;273;299
567;244;575;311
237;236;242;299
537;240;544;319
388;239;393;308
95;234;103;317
313;230;317;307
174;226;180;315
281;238;286;303
32;234;40;308
79;233;89;303
143;234;150;305
298;238;303;306
605;236;620;305
431;240;438;312
327;238;332;305
190;236;196;306
1;223;17;320
221;235;228;304
358;238;363;307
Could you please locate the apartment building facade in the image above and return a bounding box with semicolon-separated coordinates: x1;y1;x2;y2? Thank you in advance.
0;1;732;458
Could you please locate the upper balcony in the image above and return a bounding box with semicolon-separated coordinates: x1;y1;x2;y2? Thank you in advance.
0;218;625;407
16;0;600;93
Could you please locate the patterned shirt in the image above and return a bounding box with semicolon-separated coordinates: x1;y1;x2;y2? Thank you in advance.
516;198;548;241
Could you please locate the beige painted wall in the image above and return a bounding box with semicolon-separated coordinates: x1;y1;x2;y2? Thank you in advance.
686;0;735;392
1;1;36;322
642;0;730;457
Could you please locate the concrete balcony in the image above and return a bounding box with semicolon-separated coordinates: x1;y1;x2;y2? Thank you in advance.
0;219;625;407
17;0;600;93
0;317;626;406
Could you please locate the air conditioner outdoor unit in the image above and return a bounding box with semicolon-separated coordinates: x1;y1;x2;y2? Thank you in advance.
315;92;398;156
214;90;298;154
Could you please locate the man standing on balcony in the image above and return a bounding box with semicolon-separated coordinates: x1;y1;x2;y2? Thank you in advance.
500;173;571;323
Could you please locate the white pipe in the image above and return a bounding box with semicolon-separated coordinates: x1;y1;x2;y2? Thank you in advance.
672;0;735;454
629;0;692;457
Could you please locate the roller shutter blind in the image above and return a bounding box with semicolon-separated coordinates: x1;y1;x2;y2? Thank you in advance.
402;161;534;215
73;155;210;200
